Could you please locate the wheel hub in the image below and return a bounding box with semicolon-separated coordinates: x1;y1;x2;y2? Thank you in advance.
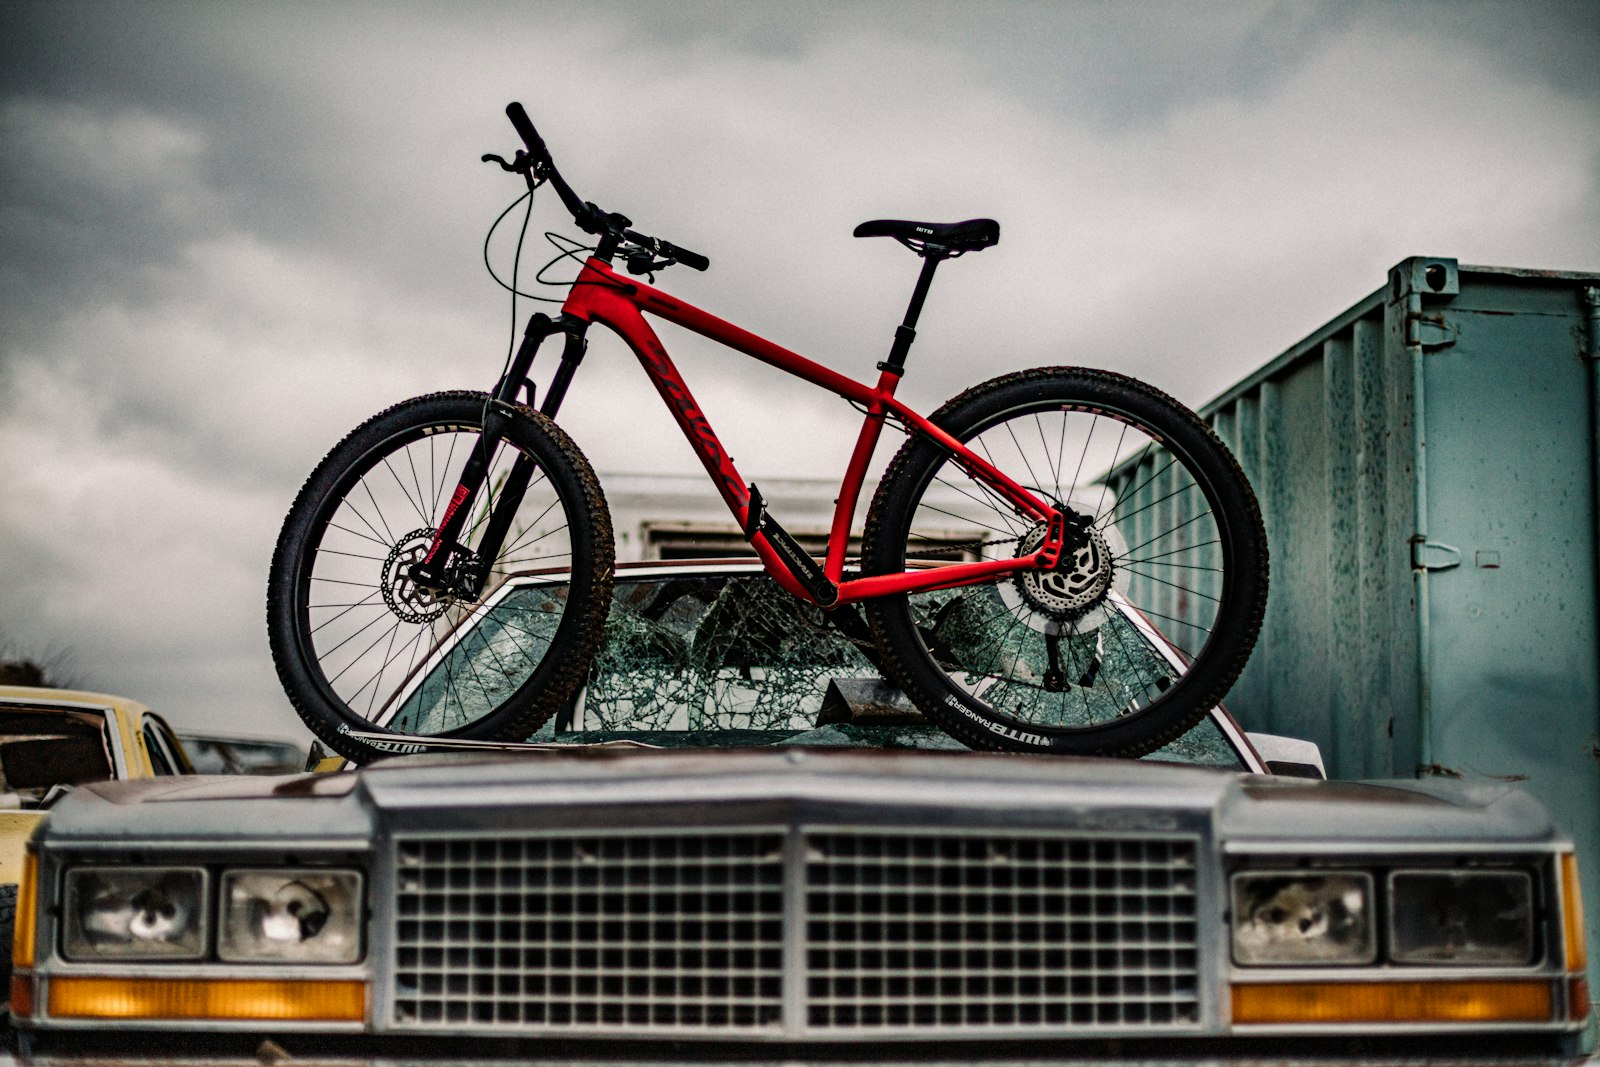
1014;512;1114;619
382;528;457;624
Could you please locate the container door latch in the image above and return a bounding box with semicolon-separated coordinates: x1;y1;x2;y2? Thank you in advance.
1406;311;1457;350
1411;537;1462;572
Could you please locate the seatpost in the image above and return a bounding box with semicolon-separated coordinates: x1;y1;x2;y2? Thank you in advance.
878;250;947;376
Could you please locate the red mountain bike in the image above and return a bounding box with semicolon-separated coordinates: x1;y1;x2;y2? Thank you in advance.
267;103;1267;765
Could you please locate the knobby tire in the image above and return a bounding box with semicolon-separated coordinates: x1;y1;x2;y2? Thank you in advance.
267;392;613;765
862;367;1267;757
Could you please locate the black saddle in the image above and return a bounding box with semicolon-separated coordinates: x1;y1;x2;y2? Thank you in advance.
853;218;1000;254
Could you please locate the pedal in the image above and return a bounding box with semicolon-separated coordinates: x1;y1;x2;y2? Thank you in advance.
749;496;838;608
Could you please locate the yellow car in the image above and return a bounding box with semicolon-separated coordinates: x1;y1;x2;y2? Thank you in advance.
0;686;193;989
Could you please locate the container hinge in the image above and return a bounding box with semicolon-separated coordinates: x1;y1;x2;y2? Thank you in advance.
1583;286;1599;361
1391;258;1459;350
1406;310;1457;350
1410;537;1462;572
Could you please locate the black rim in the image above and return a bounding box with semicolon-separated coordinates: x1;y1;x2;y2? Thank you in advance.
892;393;1243;740
292;415;579;737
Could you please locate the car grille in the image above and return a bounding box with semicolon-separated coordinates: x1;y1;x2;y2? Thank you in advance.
391;828;1199;1038
393;832;786;1030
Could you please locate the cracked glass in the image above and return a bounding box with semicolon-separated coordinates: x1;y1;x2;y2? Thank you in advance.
395;567;1245;768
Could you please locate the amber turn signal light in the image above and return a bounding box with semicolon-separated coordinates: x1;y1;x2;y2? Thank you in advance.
12;852;36;969
47;976;365;1022
1561;852;1587;972
1232;979;1553;1025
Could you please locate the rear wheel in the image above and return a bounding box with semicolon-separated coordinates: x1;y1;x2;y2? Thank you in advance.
267;392;613;764
864;367;1267;756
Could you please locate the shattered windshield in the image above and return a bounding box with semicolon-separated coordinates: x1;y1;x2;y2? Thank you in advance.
582;574;866;732
392;567;1245;769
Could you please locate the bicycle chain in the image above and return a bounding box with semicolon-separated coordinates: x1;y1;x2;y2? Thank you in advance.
903;532;1025;562
837;532;1029;574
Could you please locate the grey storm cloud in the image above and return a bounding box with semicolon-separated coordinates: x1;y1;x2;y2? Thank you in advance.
2;0;1597;744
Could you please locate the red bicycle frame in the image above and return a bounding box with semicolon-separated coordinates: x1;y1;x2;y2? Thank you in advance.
556;258;1065;606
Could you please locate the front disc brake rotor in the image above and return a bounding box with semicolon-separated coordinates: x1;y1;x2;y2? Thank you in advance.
381;528;455;624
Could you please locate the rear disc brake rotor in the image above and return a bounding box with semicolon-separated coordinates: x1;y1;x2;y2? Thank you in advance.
997;504;1127;634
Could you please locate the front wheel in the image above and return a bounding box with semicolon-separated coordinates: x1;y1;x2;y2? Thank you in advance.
267;392;613;764
863;367;1267;757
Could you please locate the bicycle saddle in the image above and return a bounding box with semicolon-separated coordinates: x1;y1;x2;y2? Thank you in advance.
853;218;1000;253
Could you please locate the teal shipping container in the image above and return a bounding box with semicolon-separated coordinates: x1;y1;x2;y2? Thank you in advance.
1134;256;1600;994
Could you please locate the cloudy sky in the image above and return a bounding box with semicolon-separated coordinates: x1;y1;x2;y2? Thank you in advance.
2;0;1596;746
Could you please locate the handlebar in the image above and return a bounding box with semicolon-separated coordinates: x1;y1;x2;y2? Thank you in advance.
624;229;711;272
502;102;710;273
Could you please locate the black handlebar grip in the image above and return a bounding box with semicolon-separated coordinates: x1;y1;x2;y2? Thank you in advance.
505;102;550;163
665;242;710;272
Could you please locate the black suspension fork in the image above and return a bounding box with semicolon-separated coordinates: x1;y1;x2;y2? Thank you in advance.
408;313;589;596
464;316;591;591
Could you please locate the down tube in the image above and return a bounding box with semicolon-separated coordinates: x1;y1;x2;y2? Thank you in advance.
611;315;823;599
587;301;755;518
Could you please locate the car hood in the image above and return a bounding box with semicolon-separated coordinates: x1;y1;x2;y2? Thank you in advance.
40;747;1564;850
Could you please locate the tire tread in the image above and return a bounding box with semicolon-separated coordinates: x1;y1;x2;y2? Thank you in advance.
266;392;613;764
862;367;1267;757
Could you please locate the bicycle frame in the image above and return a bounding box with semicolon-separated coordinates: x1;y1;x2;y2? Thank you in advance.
546;257;1066;607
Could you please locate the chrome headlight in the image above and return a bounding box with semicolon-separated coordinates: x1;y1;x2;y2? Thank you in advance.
219;869;363;963
63;867;206;960
1389;870;1534;965
1231;871;1375;965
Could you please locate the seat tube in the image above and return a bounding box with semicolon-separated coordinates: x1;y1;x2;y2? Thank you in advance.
825;370;904;581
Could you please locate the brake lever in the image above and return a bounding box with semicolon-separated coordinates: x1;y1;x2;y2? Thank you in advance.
624;249;675;276
480;150;533;174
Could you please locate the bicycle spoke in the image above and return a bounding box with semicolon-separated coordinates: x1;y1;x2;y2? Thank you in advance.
1119;510;1215;559
1094;446;1170;525
1126;604;1211;643
1091;419;1128;521
361;618;406;717
1103;476;1203;529
405;441;431;527
325;613;406;688
357;476;398;546
1001;419;1047;499
338;487;394;551
381;455;430;529
931;471;1026;532
314;548;388;564
309;590;386;637
1119;556;1224;572
1035;413;1061;492
973;438;1031;535
324;520;392;551
1122;568;1221;602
